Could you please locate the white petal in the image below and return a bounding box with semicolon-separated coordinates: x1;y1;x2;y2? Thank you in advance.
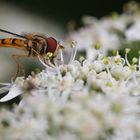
0;86;10;94
0;82;11;86
0;84;22;102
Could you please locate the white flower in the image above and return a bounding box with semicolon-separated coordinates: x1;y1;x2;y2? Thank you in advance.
111;64;132;80
125;20;140;41
93;60;105;73
0;77;24;102
0;84;22;102
1;3;140;139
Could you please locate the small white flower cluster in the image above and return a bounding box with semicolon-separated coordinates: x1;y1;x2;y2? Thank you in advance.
1;2;140;139
0;46;140;140
64;1;140;60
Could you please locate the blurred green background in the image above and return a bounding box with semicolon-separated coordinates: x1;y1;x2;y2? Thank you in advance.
0;0;136;82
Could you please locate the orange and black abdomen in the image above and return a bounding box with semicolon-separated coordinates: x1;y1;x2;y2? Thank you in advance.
0;38;26;50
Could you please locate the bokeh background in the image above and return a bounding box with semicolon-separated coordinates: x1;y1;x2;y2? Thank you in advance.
0;0;136;82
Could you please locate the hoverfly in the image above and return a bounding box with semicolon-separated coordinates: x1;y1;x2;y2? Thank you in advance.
0;29;64;80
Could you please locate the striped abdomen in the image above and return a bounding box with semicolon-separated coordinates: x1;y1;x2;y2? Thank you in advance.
0;38;27;50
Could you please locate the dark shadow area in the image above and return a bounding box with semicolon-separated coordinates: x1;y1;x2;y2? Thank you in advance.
1;0;134;25
0;92;21;108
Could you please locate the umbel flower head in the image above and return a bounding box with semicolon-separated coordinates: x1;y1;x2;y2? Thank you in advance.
0;39;140;140
1;2;140;139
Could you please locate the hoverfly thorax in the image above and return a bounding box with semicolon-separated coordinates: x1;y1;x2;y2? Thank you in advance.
27;35;47;56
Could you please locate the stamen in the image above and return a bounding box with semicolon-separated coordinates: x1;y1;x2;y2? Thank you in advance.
60;49;64;64
125;48;131;67
138;51;140;71
71;46;77;61
69;41;77;63
54;60;62;80
106;67;113;83
38;55;55;68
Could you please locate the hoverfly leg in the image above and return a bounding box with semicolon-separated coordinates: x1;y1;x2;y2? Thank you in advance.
28;47;32;56
12;54;28;81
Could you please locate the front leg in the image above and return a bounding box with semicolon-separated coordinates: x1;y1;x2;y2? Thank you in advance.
12;54;29;81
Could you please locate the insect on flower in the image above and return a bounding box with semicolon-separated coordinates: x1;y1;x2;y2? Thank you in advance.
0;29;64;80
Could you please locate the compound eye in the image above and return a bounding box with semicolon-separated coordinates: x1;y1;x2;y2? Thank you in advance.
46;37;57;53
